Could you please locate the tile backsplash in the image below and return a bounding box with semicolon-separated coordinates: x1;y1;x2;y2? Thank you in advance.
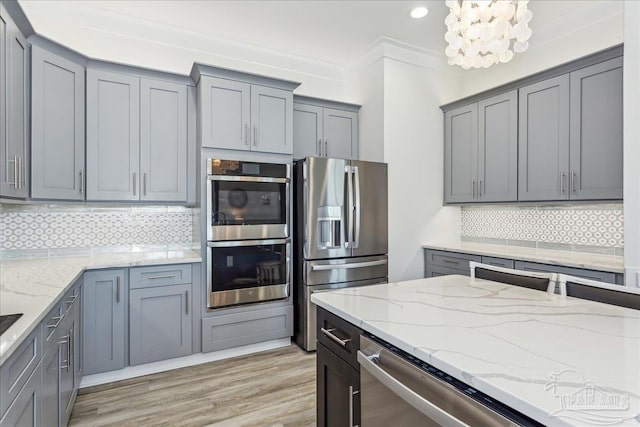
461;204;624;254
0;204;198;259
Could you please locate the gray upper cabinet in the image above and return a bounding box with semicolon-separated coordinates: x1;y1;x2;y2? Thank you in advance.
444;103;477;203
293;97;360;160
129;284;192;365
477;91;518;202
30;43;85;201
200;76;251;151
140;79;187;202
251;85;293;154
518;75;570;201
86;69;140;201
569;57;623;200
0;3;29;199
293;103;323;158
323;108;358;159
83;269;126;375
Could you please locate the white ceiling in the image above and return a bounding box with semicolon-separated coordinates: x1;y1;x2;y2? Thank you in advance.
18;0;615;69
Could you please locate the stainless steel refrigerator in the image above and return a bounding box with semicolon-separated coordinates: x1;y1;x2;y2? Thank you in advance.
294;157;388;351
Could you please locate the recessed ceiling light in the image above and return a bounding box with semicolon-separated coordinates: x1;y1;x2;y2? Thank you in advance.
410;6;429;19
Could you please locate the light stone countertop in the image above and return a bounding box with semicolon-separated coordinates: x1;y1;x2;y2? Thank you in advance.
0;250;202;364
423;241;625;273
312;275;640;426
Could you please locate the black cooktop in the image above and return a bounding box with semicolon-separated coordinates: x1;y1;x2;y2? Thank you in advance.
0;314;23;336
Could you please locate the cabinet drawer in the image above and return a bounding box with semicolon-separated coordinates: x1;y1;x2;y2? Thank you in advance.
514;261;616;283
425;265;469;278
202;305;293;353
317;307;361;370
481;256;515;269
43;303;65;349
130;264;192;289
0;325;41;416
424;250;481;271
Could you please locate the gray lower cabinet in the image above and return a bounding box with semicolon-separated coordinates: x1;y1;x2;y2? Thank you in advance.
140;78;187;202
41;337;61;427
82;269;127;375
0;2;29;199
444;103;477;203
0;363;40;427
86;69;140;201
293;97;360;160
518;75;571;201
30;43;85;201
569;57;623;200
423;249;481;277
129;284;192;365
513;261;617;283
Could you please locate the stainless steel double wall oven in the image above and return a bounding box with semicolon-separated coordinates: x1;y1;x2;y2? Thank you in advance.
206;159;291;309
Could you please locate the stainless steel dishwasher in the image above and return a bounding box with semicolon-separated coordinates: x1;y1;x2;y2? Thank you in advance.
357;335;543;427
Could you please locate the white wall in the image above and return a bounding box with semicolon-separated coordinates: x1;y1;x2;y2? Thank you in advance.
382;59;462;282
624;0;640;287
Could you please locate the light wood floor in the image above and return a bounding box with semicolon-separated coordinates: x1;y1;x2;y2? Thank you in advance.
69;345;316;427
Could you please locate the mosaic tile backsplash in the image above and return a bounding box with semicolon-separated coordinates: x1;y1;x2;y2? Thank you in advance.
461;204;624;253
0;204;197;258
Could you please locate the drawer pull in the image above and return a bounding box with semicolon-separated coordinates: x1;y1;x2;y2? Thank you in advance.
66;295;78;305
46;315;65;329
321;327;351;347
148;274;177;280
442;259;460;265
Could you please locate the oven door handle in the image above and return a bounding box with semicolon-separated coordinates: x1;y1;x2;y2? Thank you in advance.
311;259;387;271
357;350;471;427
208;239;290;248
208;175;289;184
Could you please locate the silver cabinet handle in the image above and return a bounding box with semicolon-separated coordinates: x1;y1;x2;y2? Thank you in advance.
571;171;577;193
132;172;137;196
17;157;21;190
244;123;249;146
143;173;147;196
357;350;468;427
47;314;65;329
253;124;257;146
472;180;476;198
348;385;360;427
324;140;328;157
66;294;78;307
311;259;388;271
148;274;176;280
8;156;17;188
58;335;70;371
116;276;121;303
68;329;73;373
479;180;483;197
185;290;189;315
320;327;351;347
317;139;322;156
79;170;83;194
560;172;566;194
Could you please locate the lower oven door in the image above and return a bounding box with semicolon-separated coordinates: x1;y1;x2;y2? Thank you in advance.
207;239;290;309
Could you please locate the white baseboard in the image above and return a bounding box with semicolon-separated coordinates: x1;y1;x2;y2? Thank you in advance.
80;338;292;389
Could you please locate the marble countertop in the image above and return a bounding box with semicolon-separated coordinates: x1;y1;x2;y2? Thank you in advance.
423;241;625;273
312;275;640;426
0;250;202;364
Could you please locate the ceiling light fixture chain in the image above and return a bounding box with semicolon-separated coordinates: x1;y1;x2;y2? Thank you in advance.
444;0;533;69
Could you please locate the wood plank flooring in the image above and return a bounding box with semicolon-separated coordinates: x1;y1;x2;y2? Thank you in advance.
69;345;316;427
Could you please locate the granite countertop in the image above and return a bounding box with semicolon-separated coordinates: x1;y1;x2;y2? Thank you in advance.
312;275;640;426
0;250;202;364
423;241;625;273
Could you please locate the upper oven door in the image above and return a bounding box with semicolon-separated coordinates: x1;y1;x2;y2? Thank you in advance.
207;175;290;241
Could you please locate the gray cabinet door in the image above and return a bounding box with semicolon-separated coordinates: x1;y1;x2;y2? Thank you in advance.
478;91;518;202
1;8;29;198
140;79;187;202
41;344;61;427
129;284;192;365
444;104;477;203
30;45;85;201
569;57;623;200
250;85;293;154
323;108;357;160
0;364;40;427
200;76;250;150
59;300;79;427
518;75;570;201
86;69;140;201
82;269;126;375
293;102;323;159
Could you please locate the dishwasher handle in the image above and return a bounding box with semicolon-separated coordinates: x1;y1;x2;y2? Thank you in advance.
357;350;471;427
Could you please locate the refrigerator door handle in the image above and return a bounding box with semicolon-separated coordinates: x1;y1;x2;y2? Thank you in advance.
345;165;354;248
353;165;361;249
311;259;388;271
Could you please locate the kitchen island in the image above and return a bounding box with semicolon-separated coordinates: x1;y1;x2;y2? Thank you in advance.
311;275;640;426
